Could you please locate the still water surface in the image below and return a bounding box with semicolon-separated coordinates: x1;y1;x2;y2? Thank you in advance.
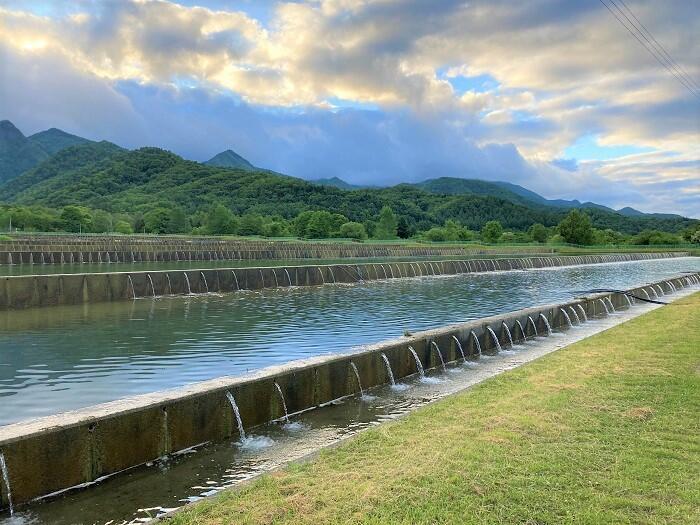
2;290;696;525
1;257;698;426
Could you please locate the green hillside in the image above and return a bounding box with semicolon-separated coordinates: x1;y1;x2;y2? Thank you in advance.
2;145;695;236
204;149;256;170
0;120;92;183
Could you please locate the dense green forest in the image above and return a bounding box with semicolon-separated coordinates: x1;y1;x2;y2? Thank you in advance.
0;143;698;245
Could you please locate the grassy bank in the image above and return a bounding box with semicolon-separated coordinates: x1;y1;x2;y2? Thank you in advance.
168;292;700;525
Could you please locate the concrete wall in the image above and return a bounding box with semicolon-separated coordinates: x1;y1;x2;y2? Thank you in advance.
1;272;697;509
0;253;687;310
1;236;553;265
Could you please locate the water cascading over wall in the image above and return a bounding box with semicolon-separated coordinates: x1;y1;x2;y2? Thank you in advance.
0;272;697;509
0;252;687;311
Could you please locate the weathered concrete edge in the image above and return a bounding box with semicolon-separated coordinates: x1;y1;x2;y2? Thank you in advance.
0;272;697;509
157;282;700;522
0;252;687;310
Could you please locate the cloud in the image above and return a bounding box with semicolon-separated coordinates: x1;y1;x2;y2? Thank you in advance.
0;0;698;217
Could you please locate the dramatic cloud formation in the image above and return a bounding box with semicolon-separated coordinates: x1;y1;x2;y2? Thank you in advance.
0;0;698;215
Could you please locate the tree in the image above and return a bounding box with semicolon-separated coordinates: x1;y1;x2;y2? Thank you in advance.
558;210;593;245
114;220;133;234
528;223;548;243
91;210;112;233
143;208;171;234
481;220;503;243
339;221;367;240
396;217;412;239
306;211;335;238
239;214;264;236
133;213;145;234
60;206;92;233
168;207;190;234
374;206;398;239
263;217;290;237
207;204;236;235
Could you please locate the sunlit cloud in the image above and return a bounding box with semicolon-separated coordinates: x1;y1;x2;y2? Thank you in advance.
0;0;698;216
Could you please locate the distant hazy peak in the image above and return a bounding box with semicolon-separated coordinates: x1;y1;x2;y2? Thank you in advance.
204;149;255;170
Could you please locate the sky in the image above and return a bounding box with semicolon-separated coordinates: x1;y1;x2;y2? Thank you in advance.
0;0;698;217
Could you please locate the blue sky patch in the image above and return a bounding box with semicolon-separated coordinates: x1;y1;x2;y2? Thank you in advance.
564;134;654;161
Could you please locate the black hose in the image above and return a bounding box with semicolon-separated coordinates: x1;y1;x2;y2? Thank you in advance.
572;288;668;305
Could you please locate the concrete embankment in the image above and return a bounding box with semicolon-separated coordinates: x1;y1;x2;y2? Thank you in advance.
0;272;697;509
1;236;549;265
0;252;686;310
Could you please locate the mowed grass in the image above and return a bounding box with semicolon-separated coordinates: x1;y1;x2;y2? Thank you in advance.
168;293;700;525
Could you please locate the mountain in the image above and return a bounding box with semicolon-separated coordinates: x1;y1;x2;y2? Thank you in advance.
415;177;661;216
1;141;125;201
28;128;91;156
204;149;255;170
617;206;645;217
0;120;92;183
2;147;695;235
312;177;374;190
0;120;50;183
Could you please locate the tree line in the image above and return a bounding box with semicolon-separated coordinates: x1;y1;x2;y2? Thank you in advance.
2;204;698;246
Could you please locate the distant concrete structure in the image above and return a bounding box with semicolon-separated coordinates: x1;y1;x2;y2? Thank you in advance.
0;253;686;310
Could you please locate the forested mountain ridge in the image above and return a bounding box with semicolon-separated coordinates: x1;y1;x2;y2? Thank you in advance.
204;149;256;170
2;145;695;235
0;120;92;183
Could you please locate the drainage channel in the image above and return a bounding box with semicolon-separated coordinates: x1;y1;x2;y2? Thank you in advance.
1;278;697;524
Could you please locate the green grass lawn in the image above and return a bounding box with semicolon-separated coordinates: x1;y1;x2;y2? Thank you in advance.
168;293;699;524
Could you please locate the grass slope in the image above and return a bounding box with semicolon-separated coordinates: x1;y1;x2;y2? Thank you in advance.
169;292;700;525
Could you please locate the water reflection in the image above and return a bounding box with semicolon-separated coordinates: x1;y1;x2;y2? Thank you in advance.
0;258;698;425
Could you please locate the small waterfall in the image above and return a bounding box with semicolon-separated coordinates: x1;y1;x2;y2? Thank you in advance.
284;269;292;286
232;270;240;290
655;284;664;296
605;297;616;313
380;353;396;385
486;327;502;352
528;316;539;337
147;274;156;298
127;275;137;299
272;270;279;287
166;274;173;295
452;335;467;363
516;319;526;341
259;269;265;288
349;362;364;396
105;252;111;263
641;288;651;300
328;267;336;284
470;330;483;356
501;322;514;348
598;298;610;315
0;451;13;516
225;391;245;440
430;341;446;371
649;287;658;299
623;294;633;308
41;252;45;264
317;267;325;284
569;306;581;324
200;272;209;293
560;308;573;328
183;273;192;294
408;346;425;377
273;382;290;424
539;313;552;335
381;265;388;279
388;265;395;278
